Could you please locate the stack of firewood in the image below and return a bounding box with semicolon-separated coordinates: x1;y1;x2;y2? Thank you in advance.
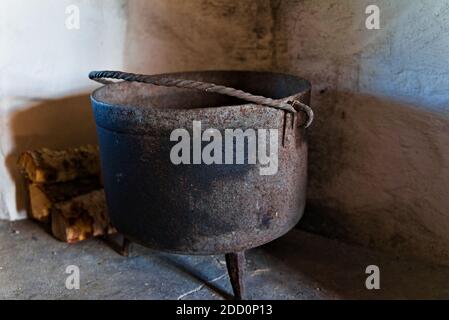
18;145;115;243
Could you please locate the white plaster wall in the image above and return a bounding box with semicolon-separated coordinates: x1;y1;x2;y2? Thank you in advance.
0;0;127;219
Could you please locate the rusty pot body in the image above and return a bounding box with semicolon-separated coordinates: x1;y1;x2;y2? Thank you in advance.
90;71;311;254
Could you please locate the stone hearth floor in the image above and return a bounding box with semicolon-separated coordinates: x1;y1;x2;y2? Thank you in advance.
1;219;449;299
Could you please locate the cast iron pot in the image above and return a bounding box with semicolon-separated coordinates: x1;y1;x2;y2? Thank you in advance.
89;70;312;299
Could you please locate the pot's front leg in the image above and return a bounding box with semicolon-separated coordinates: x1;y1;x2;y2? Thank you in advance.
225;251;246;300
103;234;131;257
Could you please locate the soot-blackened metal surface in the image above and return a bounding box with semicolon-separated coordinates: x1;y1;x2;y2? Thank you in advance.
91;71;311;255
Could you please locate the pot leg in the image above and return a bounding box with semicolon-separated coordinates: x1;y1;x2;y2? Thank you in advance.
225;251;246;300
119;237;131;257
102;234;130;257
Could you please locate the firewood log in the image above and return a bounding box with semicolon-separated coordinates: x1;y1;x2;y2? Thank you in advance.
51;211;93;244
28;178;102;222
51;189;115;242
18;145;100;183
52;189;110;235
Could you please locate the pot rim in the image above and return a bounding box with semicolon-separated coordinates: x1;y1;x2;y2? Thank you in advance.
90;70;311;135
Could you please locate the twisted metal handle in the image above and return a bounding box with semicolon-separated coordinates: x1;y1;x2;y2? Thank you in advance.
89;70;314;128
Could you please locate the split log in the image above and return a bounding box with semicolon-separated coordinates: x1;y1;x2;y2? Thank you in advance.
18;145;100;183
50;189;115;242
28;178;102;222
51;211;94;244
19;144;116;243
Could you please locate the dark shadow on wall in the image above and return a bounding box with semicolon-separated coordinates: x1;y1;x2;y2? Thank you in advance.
5;94;98;218
298;89;449;265
122;0;278;73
